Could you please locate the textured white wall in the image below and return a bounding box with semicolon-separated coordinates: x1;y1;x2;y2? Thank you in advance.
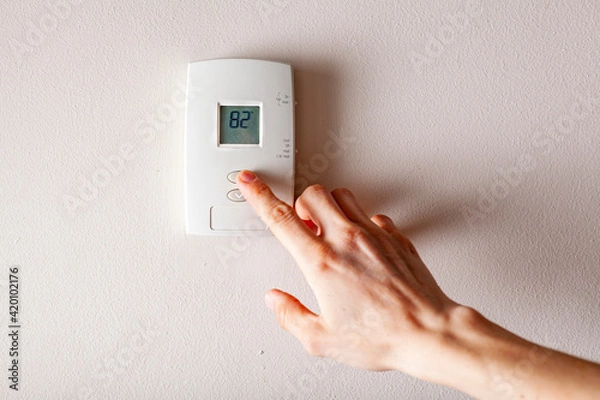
1;0;599;398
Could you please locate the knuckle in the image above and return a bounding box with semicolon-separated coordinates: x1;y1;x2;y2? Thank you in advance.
301;336;323;357
266;203;296;227
253;180;274;198
276;304;292;332
304;242;337;272
371;214;397;233
303;184;328;197
407;242;419;256
340;224;369;247
394;232;418;256
372;214;393;225
276;307;324;357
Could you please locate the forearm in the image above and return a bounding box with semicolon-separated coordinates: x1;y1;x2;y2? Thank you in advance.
416;306;600;399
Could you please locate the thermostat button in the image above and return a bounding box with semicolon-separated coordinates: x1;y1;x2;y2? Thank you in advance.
227;170;241;183
227;189;246;202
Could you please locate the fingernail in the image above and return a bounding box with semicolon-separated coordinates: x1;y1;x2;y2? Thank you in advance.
238;170;257;183
265;292;275;310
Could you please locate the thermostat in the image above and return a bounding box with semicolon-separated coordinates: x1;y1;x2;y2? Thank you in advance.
184;59;295;236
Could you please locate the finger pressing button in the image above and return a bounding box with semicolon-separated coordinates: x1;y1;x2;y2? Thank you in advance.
227;170;241;183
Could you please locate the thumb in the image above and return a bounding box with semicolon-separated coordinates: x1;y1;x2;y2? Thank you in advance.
265;288;326;357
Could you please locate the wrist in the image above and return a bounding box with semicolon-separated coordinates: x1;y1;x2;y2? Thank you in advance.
393;305;532;398
405;305;600;399
433;306;512;397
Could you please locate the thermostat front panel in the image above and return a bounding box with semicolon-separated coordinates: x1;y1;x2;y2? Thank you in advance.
185;59;294;236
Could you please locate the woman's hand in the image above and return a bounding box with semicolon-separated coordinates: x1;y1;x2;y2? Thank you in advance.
236;170;469;376
237;170;600;399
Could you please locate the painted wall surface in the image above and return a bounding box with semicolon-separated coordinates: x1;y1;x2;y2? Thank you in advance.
1;1;599;398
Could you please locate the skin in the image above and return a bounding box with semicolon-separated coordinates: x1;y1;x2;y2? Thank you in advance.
236;170;600;399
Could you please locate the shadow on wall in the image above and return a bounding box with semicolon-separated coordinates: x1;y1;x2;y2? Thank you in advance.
293;60;472;246
293;62;476;245
293;66;345;197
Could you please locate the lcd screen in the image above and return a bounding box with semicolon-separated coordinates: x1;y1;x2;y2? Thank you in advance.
219;106;260;145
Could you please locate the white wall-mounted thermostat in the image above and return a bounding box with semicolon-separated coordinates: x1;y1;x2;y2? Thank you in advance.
185;59;295;236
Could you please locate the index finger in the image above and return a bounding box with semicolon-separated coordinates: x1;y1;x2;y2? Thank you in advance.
236;170;323;264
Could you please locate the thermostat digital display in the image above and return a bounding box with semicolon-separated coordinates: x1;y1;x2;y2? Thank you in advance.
184;59;295;236
219;105;260;145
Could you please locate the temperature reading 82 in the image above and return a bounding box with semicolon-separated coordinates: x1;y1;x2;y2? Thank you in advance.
229;110;252;129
